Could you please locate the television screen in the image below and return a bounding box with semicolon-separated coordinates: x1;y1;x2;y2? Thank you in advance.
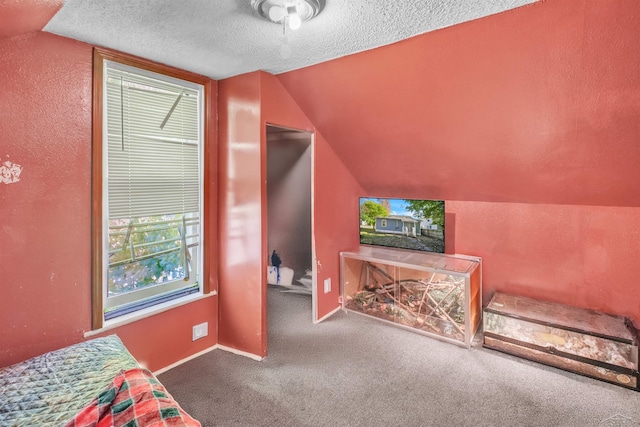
359;198;445;253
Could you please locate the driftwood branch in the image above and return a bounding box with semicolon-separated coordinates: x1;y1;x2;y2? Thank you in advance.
347;262;466;338
422;291;465;335
378;287;418;322
422;285;457;318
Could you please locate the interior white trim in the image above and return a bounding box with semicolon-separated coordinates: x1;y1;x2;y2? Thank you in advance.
84;291;217;337
310;131;317;323
153;344;218;376
154;341;268;375
217;344;265;361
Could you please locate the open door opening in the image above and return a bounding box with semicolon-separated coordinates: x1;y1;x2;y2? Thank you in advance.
265;124;316;325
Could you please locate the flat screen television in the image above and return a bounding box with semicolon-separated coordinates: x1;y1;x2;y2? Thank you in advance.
359;198;445;253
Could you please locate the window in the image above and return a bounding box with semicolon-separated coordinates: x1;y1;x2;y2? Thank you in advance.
92;49;211;328
381;219;387;227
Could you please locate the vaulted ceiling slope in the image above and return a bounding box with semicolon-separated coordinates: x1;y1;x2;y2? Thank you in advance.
0;0;62;40
278;0;640;207
44;0;536;79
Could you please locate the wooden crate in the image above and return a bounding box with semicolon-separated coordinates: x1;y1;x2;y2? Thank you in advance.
483;292;639;391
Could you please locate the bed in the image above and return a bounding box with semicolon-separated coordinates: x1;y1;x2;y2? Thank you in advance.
0;335;200;427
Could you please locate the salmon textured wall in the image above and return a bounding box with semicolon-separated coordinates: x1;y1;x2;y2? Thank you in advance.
449;202;640;320
278;0;640;322
218;71;362;357
0;0;63;40
260;73;363;322
312;131;363;320
0;32;93;366
278;0;640;207
218;72;265;356
0;32;218;370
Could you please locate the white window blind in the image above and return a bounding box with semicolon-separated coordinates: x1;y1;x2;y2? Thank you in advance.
102;61;204;319
106;66;200;219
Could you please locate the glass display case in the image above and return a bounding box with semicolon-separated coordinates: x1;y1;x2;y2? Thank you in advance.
484;292;639;391
340;247;482;348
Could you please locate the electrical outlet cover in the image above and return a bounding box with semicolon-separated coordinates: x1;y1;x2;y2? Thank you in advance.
192;322;208;341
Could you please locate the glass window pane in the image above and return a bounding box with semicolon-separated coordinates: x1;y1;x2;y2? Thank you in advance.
103;60;204;318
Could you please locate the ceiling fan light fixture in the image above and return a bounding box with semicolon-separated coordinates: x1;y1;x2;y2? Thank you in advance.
288;14;302;30
251;0;324;31
268;6;287;22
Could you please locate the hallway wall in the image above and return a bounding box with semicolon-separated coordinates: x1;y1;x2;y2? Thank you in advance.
267;130;312;280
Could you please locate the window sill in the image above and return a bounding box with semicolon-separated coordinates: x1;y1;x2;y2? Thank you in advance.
85;290;217;338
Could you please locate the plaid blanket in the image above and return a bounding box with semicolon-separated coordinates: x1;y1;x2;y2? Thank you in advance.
64;368;200;427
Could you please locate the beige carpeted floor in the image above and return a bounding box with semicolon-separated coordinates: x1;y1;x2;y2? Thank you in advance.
159;288;640;426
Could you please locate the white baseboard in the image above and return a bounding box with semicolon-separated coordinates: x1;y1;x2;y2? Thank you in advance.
216;344;264;361
153;342;264;375
153;344;218;376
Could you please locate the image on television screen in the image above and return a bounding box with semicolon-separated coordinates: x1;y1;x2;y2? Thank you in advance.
359;198;445;253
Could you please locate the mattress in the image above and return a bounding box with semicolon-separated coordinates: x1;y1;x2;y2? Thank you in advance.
0;335;139;427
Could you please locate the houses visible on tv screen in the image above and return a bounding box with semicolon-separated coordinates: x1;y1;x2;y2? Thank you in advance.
373;215;439;237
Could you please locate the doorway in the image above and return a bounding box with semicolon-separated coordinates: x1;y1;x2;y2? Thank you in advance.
266;124;315;320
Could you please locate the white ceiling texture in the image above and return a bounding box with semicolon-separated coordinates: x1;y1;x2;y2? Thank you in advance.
45;0;538;80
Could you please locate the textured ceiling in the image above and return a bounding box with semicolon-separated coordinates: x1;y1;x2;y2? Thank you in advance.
44;0;537;80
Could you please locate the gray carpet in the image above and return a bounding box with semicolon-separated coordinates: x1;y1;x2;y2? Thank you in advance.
159;289;640;426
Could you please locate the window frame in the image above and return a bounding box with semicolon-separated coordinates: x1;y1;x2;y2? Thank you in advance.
92;48;212;330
